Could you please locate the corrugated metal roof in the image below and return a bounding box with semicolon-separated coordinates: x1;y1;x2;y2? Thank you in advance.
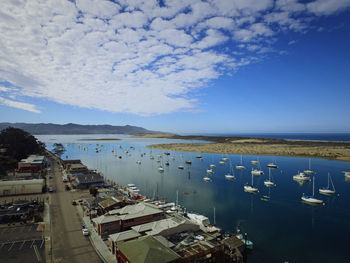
0;179;44;186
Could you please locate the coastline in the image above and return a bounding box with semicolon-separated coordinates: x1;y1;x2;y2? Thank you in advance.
138;134;350;162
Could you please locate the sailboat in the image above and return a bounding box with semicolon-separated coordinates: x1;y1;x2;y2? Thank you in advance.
251;157;259;165
225;161;235;180
319;173;335;195
304;158;315;174
236;155;245;170
342;171;350;178
267;162;278;169
244;172;258;193
203;176;211;182
301;176;323;204
264;168;276;187
293;172;311;182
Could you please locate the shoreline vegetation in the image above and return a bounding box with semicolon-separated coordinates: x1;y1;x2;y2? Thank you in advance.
77;138;120;141
136;133;350;162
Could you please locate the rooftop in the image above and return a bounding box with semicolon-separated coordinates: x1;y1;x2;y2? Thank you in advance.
109;203;162;220
92;215;120;225
0;179;44;186
117;235;180;263
109;229;141;243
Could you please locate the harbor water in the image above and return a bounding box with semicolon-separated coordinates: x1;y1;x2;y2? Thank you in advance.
38;134;350;263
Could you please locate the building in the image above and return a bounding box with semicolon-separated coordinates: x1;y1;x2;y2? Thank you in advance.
18;155;46;173
62;159;82;169
98;197;121;214
73;173;104;189
110;216;199;254
67;163;88;174
92;203;164;237
116;235;181;263
0;179;44;196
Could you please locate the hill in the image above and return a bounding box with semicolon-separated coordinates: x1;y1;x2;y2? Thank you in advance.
0;123;158;135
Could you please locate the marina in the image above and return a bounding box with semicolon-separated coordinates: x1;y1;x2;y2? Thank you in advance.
38;134;350;263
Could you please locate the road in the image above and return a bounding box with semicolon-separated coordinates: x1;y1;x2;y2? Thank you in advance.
48;156;102;263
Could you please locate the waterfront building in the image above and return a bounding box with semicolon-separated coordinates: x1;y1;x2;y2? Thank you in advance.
0;179;44;196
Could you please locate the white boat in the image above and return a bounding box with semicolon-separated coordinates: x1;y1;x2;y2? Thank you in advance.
127;183;135;187
301;177;323;204
209;164;216;168
244;172;258;193
206;169;213;174
267;162;278;169
158;166;164;172
222;157;228;161
304;158;315;174
178;165;184;169
251;160;259;165
185;160;192;165
293;172;311;182
343;171;350;178
225;161;235;180
319;173;335;195
251;168;264;176
150;156;154;160
136;160;141;164
236;232;253;249
219;161;225;165
264;168;276;187
236;155;245;170
203;177;211;182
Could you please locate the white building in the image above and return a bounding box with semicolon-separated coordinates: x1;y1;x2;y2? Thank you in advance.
0;179;44;196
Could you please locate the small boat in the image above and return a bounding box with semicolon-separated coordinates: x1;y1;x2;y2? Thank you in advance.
264;168;276;187
185;160;192;165
304;158;315;174
219;161;225;165
158;166;164;172
196;155;202;159
267;162;278;169
136;160;141;164
319;173;335;195
206;169;213;174
222;157;228;161
301;176;323;204
225;174;235;180
244;173;258;193
165;161;169;166
164;152;170;155
251;168;264;176
209;164;216;168
171;156;175;160
150;156;154;160
156;159;161;163
251;160;259;165
236;155;245;170
178;165;184;169
293;172;311;182
127;184;135;187
203;177;211;182
118;156;122;159
343;171;350;178
236;232;253;250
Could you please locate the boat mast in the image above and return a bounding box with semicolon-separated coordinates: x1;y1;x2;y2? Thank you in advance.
176;190;179;206
213;207;216;225
312;176;315;196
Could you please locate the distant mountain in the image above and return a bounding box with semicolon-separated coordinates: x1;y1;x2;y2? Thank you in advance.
0;123;159;135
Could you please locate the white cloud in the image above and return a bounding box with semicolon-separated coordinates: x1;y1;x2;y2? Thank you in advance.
307;0;350;16
0;0;348;116
0;96;40;113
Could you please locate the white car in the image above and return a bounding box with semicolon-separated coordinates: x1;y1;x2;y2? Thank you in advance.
82;229;90;236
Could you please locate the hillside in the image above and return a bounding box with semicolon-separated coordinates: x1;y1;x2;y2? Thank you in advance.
0;123;158;135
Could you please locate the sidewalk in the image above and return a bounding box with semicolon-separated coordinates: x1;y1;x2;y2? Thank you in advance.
76;205;115;263
43;202;52;263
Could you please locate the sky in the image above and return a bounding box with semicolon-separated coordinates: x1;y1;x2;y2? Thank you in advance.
0;0;350;134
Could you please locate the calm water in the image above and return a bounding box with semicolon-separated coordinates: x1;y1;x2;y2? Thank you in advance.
37;134;350;263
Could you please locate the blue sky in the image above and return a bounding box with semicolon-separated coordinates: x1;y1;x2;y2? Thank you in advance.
0;0;350;133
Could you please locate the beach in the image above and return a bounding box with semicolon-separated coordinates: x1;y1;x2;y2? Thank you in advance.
141;135;350;162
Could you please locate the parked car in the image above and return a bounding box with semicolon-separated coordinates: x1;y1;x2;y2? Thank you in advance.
82;228;90;236
65;185;70;191
72;200;77;205
48;187;54;193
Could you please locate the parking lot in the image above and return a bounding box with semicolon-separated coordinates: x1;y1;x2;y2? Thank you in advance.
0;224;45;263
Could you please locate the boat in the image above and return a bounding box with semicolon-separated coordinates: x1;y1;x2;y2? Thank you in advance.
150;156;154;160
343;171;350;178
293;172;311;182
251;168;264;176
251;159;259;165
185;160;192;165
301;176;323;204
178;165;184;169
158;166;164;172
244;172;258;193
225;161;235;180
136;160;141;164
209;164;216;168
196;155;202;159
236;155;245;170
264;168;276;187
219;161;225;165
304;158;315;174
222;157;228;161
165;161;169;166
206;169;213;174
236;231;253;250
127;183;135;187
319;173;335;195
203;177;211;182
267;162;278;169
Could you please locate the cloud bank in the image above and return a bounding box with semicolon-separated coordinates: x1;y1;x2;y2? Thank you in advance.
0;0;349;114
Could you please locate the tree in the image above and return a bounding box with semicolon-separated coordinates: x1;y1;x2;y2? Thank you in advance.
0;127;45;173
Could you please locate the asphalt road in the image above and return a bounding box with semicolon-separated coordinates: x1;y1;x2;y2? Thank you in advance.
48;157;102;263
